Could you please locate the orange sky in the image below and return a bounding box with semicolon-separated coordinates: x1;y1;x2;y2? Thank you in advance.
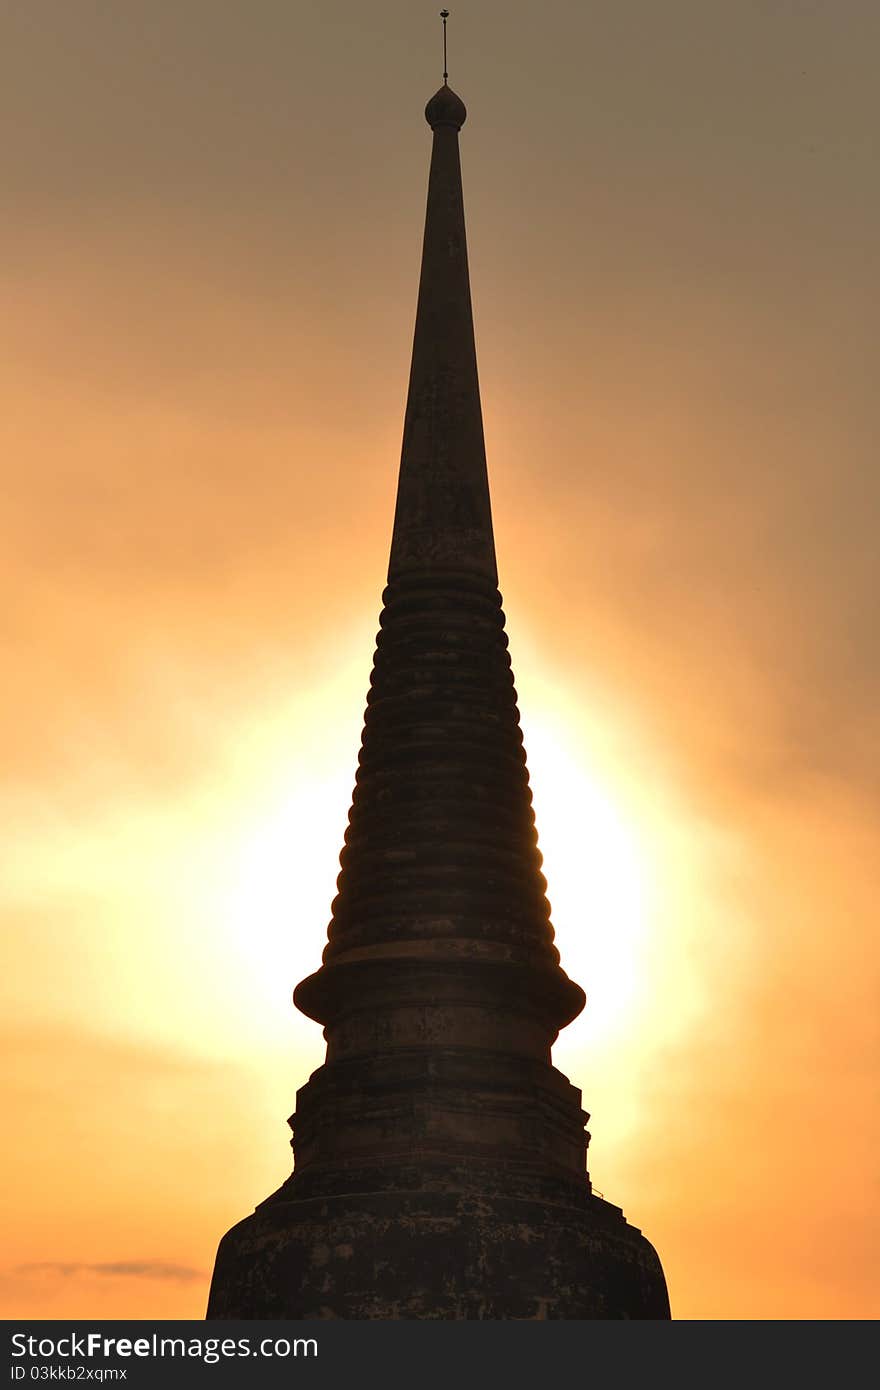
2;1;878;1320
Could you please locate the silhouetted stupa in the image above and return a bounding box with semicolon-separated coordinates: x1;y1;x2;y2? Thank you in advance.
207;79;669;1321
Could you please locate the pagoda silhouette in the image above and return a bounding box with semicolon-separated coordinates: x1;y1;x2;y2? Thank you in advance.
207;79;670;1320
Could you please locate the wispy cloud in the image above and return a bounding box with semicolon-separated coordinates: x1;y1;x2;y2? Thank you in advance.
17;1262;204;1284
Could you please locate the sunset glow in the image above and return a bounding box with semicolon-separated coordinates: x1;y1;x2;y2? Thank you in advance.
3;0;877;1322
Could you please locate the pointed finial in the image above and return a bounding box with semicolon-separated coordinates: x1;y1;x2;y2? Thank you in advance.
440;11;449;86
425;10;465;131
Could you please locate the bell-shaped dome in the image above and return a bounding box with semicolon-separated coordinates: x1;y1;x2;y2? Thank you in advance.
425;83;467;130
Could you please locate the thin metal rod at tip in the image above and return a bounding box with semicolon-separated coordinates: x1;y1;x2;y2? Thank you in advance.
441;10;449;84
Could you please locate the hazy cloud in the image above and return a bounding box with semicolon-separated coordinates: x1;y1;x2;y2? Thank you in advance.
17;1262;204;1284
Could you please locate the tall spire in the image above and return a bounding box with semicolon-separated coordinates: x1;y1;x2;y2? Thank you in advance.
388;81;496;583
207;80;669;1323
293;71;583;1046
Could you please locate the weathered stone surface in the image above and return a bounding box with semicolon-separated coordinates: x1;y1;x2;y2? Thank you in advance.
208;1188;668;1320
207;84;670;1320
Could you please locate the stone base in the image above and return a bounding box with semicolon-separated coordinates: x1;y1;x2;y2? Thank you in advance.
207;1186;670;1319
